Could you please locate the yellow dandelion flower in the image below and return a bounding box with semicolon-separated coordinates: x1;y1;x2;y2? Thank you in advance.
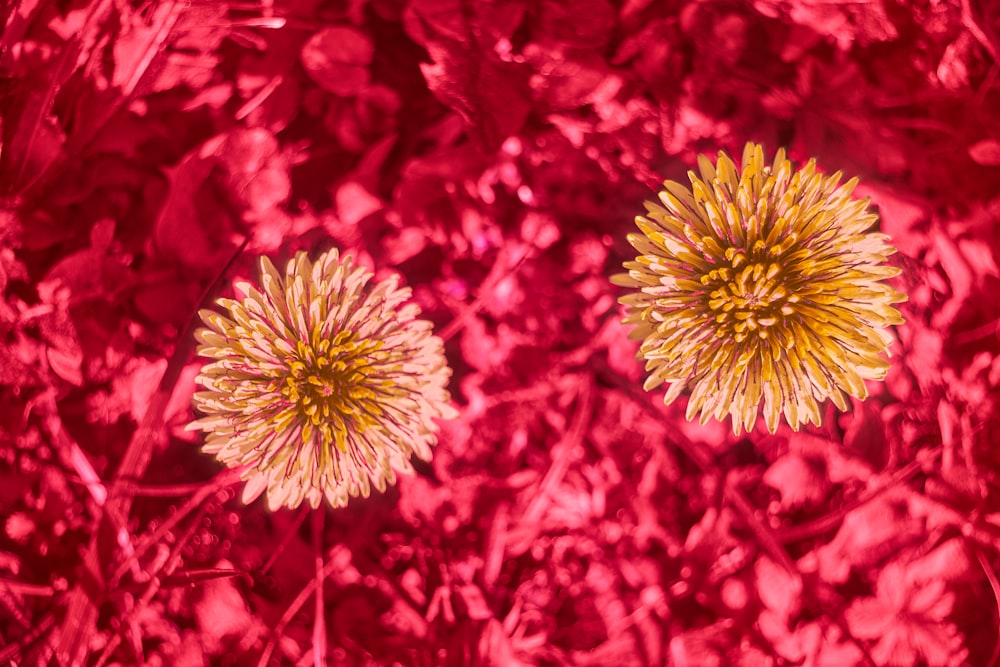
612;143;906;435
188;249;458;510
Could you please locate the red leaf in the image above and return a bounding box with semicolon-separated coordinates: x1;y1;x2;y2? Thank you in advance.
479;619;532;667
932;229;972;329
301;26;374;97
815;495;921;584
536;0;616;48
154;128;289;268
111;2;181;93
382;226;428;265
968;139;1000;167
193;560;253;655
154;144;236;270
853;182;930;257
937;35;974;91
762;453;828;510
406;0;532;151
46;345;84;387
405;0;525;47
4;513;34;544
755;556;802;623
526;46;620;112
456;583;492;620
846;561;967;667
335;180;383;227
420;49;532;152
0;99;66;199
761;619;864;667
212;128;291;214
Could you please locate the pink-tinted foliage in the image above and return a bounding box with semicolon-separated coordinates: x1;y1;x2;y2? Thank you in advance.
0;0;999;665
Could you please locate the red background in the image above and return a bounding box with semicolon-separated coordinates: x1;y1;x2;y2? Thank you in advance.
1;0;999;665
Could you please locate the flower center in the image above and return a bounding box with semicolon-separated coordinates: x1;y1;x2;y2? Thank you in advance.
701;246;799;343
279;331;389;448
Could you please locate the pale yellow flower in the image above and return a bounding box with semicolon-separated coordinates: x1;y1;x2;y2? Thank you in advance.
189;250;458;510
612;143;906;435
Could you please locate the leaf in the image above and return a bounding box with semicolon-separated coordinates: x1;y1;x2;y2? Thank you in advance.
904;539;971;587
46;346;84;386
755;555;802;623
301;26;374;97
211;128;291;214
0;80;67;198
668;622;729;667
526;46;620;112
144;1;231;96
406;0;532;151
937;35;973;91
335;180;383;227
479;619;533;667
968;139;1000;167
932;229;972;330
853;182;929;257
456;583;492;620
535;0;617;49
382;226;428;265
420;47;532;152
845;561;968;667
0;0;108;199
405;0;525;47
957;237;999;279
4;513;34;544
762;453;828;510
111;1;182;93
154;128;288;269
192;561;254;655
815;495;921;584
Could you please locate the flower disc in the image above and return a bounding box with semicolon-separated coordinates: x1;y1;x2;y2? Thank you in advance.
189;250;458;510
612;143;906;435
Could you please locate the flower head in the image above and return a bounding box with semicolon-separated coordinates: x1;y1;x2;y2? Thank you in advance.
189;249;458;510
612;143;906;435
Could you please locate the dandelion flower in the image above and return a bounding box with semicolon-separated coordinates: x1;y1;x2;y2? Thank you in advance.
189;249;458;510
612;143;906;435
